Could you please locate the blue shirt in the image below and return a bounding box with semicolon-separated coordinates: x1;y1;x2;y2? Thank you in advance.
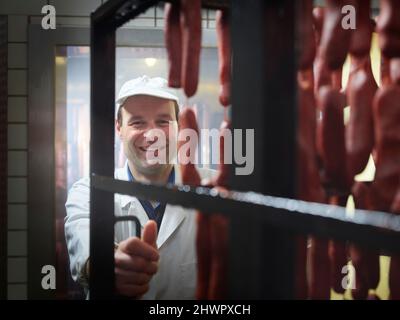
127;166;175;231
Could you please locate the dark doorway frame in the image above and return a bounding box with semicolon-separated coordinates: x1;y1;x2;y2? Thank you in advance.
0;15;8;300
28;24;216;299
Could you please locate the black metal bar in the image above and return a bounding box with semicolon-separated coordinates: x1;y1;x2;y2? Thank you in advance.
113;0;160;30
91;0;128;25
90;17;116;299
115;216;141;239
92;175;400;254
230;0;297;299
92;0;229;30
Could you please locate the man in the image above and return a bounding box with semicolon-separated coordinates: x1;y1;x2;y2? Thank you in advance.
65;75;213;299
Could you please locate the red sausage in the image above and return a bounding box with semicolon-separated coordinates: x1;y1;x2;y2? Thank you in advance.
319;0;355;70
328;196;349;295
316;86;351;195
346;56;377;177
349;182;380;299
297;70;323;202
216;10;231;107
297;70;327;299
295;71;312;299
208;119;231;299
180;0;202;97
391;188;400;213
314;58;333;97
370;85;400;212
312;8;342;93
297;0;316;70
178;107;201;185
390;58;400;85
196;212;211;300
331;69;343;91
309;237;331;299
207;212;228;300
377;0;400;58
381;56;392;86
316;84;352;296
313;8;332;96
164;2;182;88
312;7;325;47
215;118;231;188
371;85;400;300
178;108;211;300
349;0;373;57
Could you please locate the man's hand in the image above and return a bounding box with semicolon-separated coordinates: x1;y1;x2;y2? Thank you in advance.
115;220;159;298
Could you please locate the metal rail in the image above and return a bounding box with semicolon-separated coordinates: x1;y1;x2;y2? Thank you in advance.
93;175;400;253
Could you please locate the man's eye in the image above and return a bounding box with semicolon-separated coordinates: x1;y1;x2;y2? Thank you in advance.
157;120;170;126
131;121;144;127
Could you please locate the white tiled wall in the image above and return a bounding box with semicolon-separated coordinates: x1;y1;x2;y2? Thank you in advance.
3;0;217;300
7;43;27;68
7;97;27;122
8;258;27;282
5;1;29;299
7;15;27;41
7;178;27;203
7;151;27;176
7;231;27;256
7;284;27;300
0;0;46;16
8;124;27;149
7;70;27;95
8;205;27;229
49;0;102;16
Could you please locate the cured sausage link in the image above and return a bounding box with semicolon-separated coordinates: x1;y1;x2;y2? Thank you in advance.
208;120;231;299
371;85;400;299
216;10;231;107
319;0;355;70
328;196;348;295
165;1;182;88
350;182;380;299
180;0;202;97
309;237;331;299
178;108;211;300
349;0;372;57
297;70;323;299
346;56;377;178
316;86;351;195
377;0;400;58
297;0;316;70
370;85;400;212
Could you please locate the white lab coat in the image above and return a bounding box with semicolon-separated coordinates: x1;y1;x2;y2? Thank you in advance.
65;162;215;300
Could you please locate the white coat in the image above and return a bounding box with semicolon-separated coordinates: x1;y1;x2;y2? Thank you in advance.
64;162;215;300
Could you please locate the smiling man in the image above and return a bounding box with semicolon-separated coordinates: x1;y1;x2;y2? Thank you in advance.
65;75;214;299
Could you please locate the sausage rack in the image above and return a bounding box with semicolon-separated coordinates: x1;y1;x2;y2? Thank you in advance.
90;0;400;299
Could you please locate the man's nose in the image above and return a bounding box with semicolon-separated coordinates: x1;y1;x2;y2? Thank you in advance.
144;123;159;143
146;121;157;130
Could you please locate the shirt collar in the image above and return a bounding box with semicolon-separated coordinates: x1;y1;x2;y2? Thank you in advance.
117;162;179;209
126;164;175;185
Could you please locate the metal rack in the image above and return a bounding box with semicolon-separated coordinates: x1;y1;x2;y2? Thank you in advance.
90;0;400;299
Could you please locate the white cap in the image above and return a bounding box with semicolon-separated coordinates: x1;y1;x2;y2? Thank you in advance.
116;76;179;116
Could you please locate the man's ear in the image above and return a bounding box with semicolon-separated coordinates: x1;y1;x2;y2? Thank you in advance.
115;119;123;139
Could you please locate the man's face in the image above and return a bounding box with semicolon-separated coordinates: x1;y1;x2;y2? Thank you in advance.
116;95;178;175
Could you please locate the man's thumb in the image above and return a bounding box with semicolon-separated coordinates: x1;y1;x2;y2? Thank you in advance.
142;220;158;248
